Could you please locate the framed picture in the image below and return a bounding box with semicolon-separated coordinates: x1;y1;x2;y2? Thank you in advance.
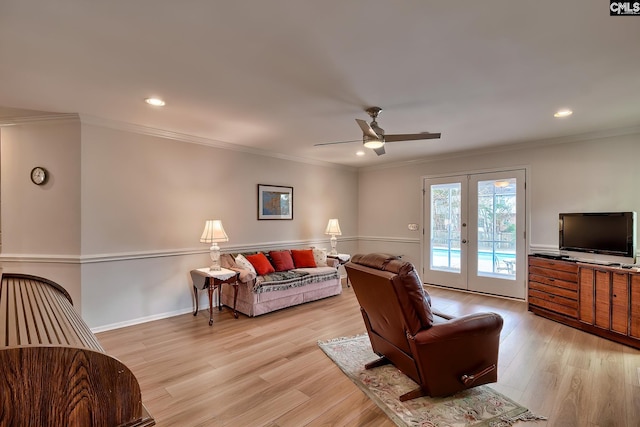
258;184;293;220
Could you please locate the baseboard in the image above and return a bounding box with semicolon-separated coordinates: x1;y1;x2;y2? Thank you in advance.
90;305;204;333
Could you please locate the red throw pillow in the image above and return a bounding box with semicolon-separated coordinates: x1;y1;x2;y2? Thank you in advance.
291;249;317;268
269;250;295;271
245;253;275;276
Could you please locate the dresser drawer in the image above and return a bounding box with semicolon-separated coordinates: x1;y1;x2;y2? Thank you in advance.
528;256;578;319
529;256;578;274
528;265;577;284
529;291;578;318
529;280;578;300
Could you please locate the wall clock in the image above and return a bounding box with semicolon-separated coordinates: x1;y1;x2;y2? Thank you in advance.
30;166;48;185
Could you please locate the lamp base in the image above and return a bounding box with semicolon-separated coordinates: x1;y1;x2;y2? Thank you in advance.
209;243;221;271
329;235;338;256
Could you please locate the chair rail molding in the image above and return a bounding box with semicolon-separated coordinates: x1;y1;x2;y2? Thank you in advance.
0;237;359;265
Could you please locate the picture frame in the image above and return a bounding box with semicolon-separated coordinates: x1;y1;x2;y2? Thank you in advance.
258;184;293;220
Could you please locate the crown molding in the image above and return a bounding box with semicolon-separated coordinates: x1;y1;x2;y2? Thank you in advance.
0;113;79;127
78;114;356;172
360;124;640;172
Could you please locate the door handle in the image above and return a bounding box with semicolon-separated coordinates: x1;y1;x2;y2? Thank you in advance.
462;239;467;244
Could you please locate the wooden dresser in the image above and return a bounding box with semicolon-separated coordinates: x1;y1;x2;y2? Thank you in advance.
528;255;640;349
528;256;579;319
0;273;154;427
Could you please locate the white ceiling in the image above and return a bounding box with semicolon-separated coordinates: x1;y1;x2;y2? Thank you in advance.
1;1;639;168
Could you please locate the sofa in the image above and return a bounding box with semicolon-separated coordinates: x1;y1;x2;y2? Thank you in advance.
219;248;342;317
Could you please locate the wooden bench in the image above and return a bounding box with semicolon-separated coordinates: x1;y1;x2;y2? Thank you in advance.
0;273;154;426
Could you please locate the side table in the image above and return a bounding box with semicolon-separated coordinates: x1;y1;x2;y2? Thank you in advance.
191;268;240;326
328;253;351;286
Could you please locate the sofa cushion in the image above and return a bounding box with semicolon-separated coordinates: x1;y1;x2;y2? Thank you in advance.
245;253;276;276
255;267;338;293
291;249;317;268
235;253;257;275
312;247;328;267
269;250;295;271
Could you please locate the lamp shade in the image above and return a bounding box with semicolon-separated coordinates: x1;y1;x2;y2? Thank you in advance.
325;219;342;235
200;220;229;243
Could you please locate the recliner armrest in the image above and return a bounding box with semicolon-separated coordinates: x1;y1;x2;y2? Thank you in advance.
408;311;503;396
411;312;503;344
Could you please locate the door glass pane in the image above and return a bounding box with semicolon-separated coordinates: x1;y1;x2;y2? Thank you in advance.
477;178;516;279
431;183;461;271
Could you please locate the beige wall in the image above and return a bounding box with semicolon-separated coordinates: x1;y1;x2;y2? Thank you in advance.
4;114;639;330
0;119;82;304
78;123;358;328
356;133;640;269
80;124;358;254
1;117;358;329
1;120;81;254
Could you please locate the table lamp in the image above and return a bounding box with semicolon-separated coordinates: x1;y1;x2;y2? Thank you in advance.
200;219;229;271
325;218;342;256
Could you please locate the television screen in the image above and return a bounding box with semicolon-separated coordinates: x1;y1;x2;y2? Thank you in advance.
559;212;635;258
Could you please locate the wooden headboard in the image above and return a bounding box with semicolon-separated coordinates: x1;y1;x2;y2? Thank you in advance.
0;273;154;427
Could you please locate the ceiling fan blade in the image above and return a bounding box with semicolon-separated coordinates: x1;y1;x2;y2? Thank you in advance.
356;118;380;140
373;145;386;156
384;132;441;142
313;139;361;146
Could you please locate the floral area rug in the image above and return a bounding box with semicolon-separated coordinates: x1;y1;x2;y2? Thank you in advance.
318;334;545;427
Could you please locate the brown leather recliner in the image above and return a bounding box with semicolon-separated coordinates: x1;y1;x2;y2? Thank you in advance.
345;253;503;401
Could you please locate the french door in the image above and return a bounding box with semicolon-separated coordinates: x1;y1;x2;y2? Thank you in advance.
423;169;526;299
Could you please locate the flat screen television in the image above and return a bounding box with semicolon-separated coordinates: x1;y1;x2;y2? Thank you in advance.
559;212;636;258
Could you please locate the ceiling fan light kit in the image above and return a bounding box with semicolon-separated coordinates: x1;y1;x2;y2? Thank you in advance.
363;136;384;149
315;106;441;156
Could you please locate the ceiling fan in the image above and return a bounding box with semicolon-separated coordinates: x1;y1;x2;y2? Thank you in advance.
314;107;441;156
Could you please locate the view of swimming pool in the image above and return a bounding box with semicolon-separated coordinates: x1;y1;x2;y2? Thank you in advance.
431;247;516;276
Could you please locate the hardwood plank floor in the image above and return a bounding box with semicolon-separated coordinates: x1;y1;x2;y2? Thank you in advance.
97;284;640;426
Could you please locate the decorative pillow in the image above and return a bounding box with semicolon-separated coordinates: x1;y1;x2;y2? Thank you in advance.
245;252;276;276
269;250;295;271
235;253;257;275
291;249;317;268
312;247;328;267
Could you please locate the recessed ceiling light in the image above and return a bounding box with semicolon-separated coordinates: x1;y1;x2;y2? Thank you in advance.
356;151;365;156
145;97;165;107
554;109;573;118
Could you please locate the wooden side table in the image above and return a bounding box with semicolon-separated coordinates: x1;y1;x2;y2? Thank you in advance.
328;253;351;286
191;268;240;325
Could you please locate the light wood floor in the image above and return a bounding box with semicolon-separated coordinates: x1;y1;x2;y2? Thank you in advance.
97;284;640;427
